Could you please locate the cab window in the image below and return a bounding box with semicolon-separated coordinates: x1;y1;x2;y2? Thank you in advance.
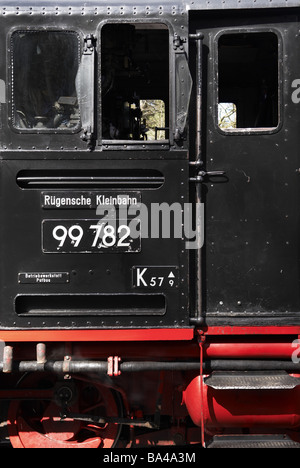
12;31;80;131
218;32;279;131
101;24;169;142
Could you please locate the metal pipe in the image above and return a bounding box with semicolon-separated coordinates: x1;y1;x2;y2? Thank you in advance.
123;360;300;372
120;361;200;372
8;360;108;374
189;32;204;164
203;342;298;360
190;181;204;327
3;346;13;373
189;32;205;327
1;359;300;374
36;343;46;364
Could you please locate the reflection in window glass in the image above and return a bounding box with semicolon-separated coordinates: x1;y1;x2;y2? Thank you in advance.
218;103;237;129
12;31;80;130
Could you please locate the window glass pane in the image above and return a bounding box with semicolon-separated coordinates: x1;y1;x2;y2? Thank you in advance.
101;24;169;141
218;102;237;129
12;31;80;130
218;32;278;130
140;100;166;140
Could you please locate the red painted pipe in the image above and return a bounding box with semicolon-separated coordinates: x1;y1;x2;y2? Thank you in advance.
203;342;300;360
183;376;300;429
2;339;298;361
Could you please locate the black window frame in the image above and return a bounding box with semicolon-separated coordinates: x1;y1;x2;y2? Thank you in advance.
214;27;283;136
9;28;82;135
98;20;174;149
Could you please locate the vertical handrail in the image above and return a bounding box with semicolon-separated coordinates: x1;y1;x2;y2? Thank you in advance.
189;32;204;326
189;32;204;164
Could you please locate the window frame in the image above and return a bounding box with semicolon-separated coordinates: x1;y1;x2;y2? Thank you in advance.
9;28;82;135
98;20;174;149
214;27;283;136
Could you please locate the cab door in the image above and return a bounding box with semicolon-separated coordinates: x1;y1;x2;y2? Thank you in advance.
190;10;300;326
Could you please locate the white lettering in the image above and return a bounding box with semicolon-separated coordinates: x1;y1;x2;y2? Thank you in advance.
136;267;147;287
291;339;300;364
103;453;138;465
291;79;300;104
43;195;92;208
147;452;196;463
96;195;138;206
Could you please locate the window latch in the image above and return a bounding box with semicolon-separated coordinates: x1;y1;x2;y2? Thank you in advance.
190;170;226;183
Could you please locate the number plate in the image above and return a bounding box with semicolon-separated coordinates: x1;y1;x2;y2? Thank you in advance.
132;266;179;289
42;219;141;253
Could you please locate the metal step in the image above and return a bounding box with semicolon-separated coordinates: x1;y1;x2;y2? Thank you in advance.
204;371;300;390
207;435;300;449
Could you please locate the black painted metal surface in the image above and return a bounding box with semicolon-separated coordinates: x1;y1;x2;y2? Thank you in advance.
0;0;298;330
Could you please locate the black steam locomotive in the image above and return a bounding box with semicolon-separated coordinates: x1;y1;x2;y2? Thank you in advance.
0;0;299;449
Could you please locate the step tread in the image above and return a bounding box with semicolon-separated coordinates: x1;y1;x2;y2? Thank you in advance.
207;435;300;448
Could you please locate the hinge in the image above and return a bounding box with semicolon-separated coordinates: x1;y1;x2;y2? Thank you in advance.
80;35;96;149
173;33;187;52
80;125;93;147
83;34;95;55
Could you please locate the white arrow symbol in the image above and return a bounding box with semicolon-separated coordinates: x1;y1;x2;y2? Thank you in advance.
168;271;175;278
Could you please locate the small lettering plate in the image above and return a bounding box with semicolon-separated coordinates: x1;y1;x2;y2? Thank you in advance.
18;272;70;284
